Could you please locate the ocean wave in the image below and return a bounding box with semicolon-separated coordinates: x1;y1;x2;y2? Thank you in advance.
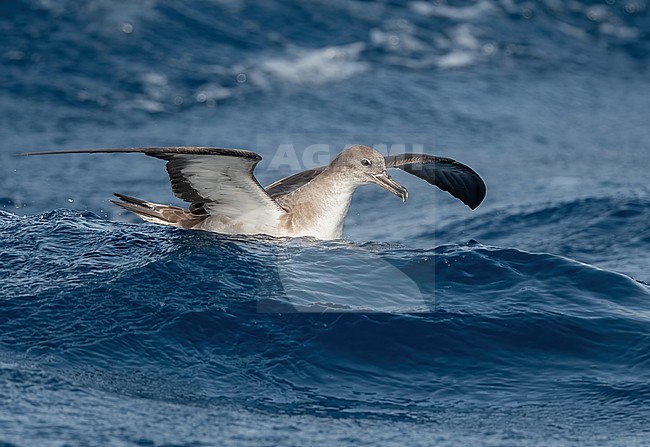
2;207;648;328
1;207;649;445
431;196;650;284
2;0;647;117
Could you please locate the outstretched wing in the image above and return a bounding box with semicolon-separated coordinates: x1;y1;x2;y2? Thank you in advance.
20;147;287;220
385;153;486;209
265;166;325;198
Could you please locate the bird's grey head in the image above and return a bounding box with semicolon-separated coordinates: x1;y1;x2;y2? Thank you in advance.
330;145;408;202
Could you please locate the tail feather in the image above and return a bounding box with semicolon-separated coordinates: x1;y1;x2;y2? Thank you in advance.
111;193;205;229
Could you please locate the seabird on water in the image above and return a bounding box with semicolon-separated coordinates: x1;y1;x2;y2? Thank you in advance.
20;145;486;240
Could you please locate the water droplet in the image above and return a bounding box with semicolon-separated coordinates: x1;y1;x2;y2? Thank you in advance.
236;73;247;83
173;96;184;105
122;23;134;34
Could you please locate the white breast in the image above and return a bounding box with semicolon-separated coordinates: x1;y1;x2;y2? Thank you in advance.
302;190;353;239
278;185;356;240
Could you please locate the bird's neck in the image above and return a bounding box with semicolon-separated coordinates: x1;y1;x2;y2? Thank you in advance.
280;170;358;239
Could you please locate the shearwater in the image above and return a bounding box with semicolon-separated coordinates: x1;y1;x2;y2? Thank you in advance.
20;145;486;240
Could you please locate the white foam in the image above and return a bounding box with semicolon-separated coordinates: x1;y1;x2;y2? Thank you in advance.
436;25;483;69
129;98;165;113
600;23;639;40
586;5;610;22
437;51;475;69
260;42;368;85
194;84;233;102
140;72;170;102
370;28;427;52
450;24;481;50
410;0;497;20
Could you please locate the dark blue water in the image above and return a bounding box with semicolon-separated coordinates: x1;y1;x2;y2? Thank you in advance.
1;1;649;445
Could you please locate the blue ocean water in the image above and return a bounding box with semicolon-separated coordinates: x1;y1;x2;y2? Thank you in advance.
1;0;649;445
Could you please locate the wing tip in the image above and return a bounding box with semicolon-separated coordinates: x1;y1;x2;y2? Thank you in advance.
15;151;44;157
395;154;487;210
467;180;487;210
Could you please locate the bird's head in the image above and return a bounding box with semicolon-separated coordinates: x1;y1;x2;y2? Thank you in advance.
331;145;408;202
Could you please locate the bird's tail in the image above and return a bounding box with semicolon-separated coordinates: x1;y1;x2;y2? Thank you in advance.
111;193;205;229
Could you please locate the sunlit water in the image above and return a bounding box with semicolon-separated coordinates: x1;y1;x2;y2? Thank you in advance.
1;1;649;446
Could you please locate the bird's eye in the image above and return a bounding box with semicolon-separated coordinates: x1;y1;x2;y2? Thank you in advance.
360;158;371;167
